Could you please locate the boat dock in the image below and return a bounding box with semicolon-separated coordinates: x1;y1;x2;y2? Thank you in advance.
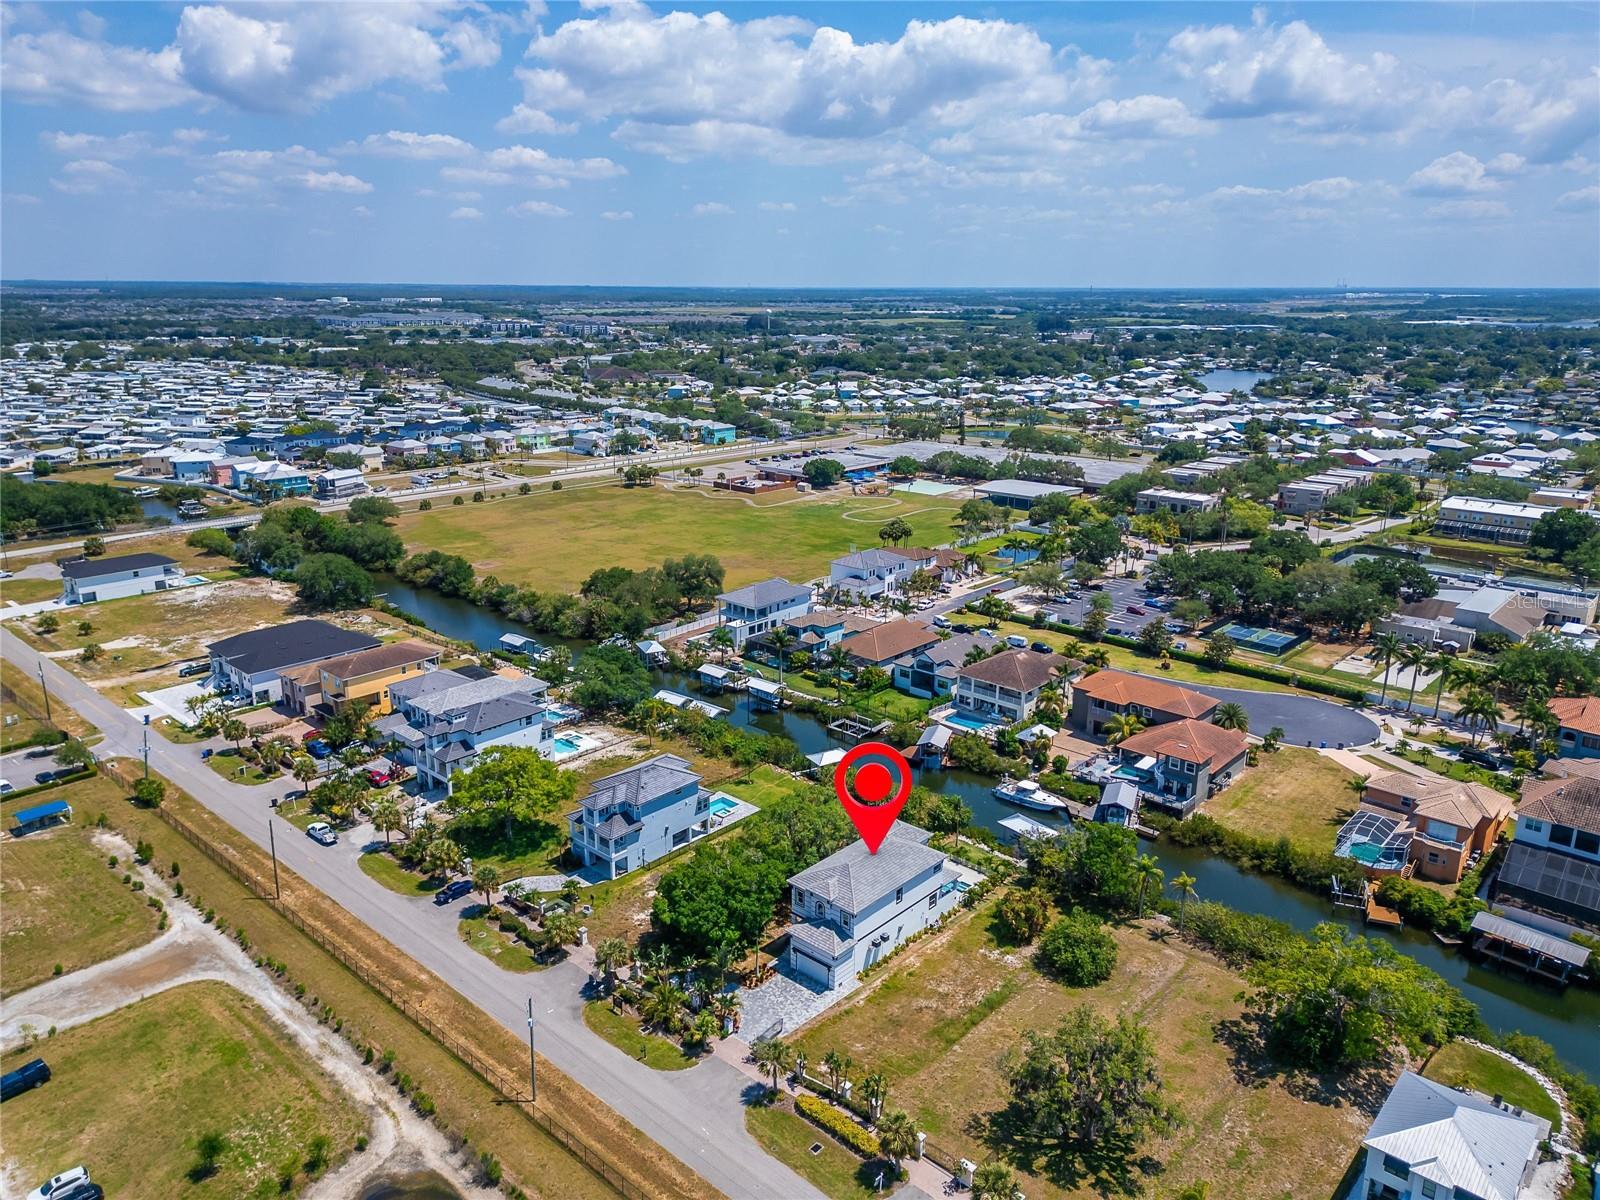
827;715;892;743
1365;895;1403;928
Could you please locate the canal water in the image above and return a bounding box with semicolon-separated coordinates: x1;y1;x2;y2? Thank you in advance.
376;576;1600;1073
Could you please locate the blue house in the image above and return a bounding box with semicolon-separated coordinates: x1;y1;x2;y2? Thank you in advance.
567;755;711;879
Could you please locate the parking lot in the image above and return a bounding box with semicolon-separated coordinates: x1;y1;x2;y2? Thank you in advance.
1043;577;1171;639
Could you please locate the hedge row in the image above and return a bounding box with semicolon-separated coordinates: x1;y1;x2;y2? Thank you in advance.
795;1094;881;1158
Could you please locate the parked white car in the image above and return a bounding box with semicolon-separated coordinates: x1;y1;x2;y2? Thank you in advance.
306;822;337;846
28;1166;90;1199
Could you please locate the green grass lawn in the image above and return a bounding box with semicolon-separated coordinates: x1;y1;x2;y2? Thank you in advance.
205;749;278;786
1200;747;1359;853
792;897;1375;1200
582;1000;698;1070
0;657;95;752
1423;1042;1562;1128
394;483;965;592
745;1100;890;1200
1;783;163;996
356;848;441;896
0;981;365;1200
720;764;814;809
459;912;546;972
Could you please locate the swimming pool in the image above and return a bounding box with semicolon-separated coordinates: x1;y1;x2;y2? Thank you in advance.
553;736;582;754
709;796;738;818
943;712;995;731
1110;766;1148;782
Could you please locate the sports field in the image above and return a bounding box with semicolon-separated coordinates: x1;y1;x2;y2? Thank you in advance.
394;483;966;591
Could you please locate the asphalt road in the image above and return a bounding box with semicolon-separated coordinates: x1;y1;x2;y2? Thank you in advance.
0;625;825;1200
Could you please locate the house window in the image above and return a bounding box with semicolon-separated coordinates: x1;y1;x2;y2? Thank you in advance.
895;886;904;904
815;899;825;916
1577;831;1600;856
1381;1155;1410;1181
1523;820;1543;833
1550;825;1575;847
1421;1181;1437;1198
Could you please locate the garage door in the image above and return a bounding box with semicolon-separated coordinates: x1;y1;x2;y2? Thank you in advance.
789;944;833;986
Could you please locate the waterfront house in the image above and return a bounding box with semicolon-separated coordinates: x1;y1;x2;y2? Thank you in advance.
952;648;1065;725
566;754;710;879
1111;718;1248;813
1494;773;1600;931
1069;669;1219;736
208;620;380;705
383;668;552;793
715;577;814;651
1355;771;1513;884
785;821;969;987
1550;696;1600;759
837;619;941;669
1355;1070;1548;1200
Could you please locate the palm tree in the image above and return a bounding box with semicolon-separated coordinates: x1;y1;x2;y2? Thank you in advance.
686;1009;720;1050
1135;854;1164;919
1458;688;1500;745
767;628;794;684
751;1038;794;1095
1372;631;1402;703
472;863;501;910
1433;655;1469;720
424;835;464;880
711;989;742;1034
542;911;581;956
860;1072;889;1124
221;717;247;754
1103;712;1147;746
1399;643;1431;712
972;1162;1019;1200
821;1049;853;1100
291;755;319;796
1082;647;1111;671
1346;775;1370;801
595;937;631;990
1169;872;1198;932
1213;702;1249;733
876;1110;918;1174
370;795;405;844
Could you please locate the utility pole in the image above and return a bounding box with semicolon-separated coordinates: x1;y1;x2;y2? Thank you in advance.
142;716;150;780
267;819;281;899
36;664;53;724
526;998;538;1103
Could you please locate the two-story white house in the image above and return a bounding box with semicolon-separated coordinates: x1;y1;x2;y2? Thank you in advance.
380;669;552;793
828;548;922;600
785;822;969;988
566;754;710;879
1355;1071;1549;1200
60;552;186;605
715;578;814;650
952;649;1065;725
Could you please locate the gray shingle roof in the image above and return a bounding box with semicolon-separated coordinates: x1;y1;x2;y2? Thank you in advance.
209;620;380;676
788;822;942;914
580;753;699;812
718;577;811;609
60;552;177;580
789;920;854;958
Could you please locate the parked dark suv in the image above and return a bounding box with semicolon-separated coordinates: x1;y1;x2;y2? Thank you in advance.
433;880;473;906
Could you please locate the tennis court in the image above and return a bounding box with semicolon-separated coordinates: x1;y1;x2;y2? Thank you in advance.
1211;622;1304;655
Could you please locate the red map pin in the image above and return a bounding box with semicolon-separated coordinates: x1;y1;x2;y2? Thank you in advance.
834;742;912;854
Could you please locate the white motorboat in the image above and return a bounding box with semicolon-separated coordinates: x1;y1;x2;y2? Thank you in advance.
992;778;1069;812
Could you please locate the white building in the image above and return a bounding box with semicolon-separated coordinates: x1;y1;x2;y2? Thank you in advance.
380;669;552;793
60;552;184;605
715;577;814;649
566;754;710;879
1354;1070;1549;1200
207;621;380;704
785;822;970;987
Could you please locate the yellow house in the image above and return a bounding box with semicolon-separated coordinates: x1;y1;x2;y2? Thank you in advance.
314;641;442;716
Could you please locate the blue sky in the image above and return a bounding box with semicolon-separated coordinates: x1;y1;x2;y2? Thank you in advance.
3;1;1597;287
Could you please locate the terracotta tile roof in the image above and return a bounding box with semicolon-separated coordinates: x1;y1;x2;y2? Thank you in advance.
957;649;1064;692
1363;770;1513;828
837;619;940;665
317;640;441;681
1552;696;1600;737
1519;775;1600;834
1117;718;1247;768
1071;669;1219;719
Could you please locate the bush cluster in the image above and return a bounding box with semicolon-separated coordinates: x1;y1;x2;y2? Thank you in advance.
795;1094;881;1157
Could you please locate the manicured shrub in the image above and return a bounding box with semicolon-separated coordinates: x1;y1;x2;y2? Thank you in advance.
1036;910;1117;986
796;1094;881;1157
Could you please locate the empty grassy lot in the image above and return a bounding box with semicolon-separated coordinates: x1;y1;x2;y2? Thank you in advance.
792;899;1375;1200
1;778;162;996
1423;1041;1561;1128
394;483;965;591
1200;747;1359;854
0;982;365;1200
0;655;95;751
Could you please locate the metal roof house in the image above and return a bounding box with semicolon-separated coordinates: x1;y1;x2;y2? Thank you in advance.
785;822;973;988
715;577;813;650
567;754;710;879
208;620;380;704
59;552;184;606
1356;1070;1550;1200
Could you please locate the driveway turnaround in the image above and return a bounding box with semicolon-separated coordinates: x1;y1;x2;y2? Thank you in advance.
1140;675;1380;747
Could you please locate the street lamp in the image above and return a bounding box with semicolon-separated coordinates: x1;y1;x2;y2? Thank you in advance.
526;998;538;1103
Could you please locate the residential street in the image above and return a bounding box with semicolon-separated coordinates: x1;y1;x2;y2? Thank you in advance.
0;625;827;1200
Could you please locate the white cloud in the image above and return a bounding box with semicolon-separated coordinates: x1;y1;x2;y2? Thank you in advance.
3;192;43;205
50;159;132;194
692;201;733;216
758;201;797;211
1406;152;1503;196
481;145;625;179
450;205;484;219
1426;199;1511;220
352;204;373;217
1473;71;1600;162
511;5;1094;158
507;199;569;217
343;131;476;159
3;28;191;110
297;170;373;193
496;104;577;135
600;209;633;220
1555;185;1600;212
39;130;151;159
213;145;333;170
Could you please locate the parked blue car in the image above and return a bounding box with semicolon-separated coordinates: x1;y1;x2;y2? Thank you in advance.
305;740;333;760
